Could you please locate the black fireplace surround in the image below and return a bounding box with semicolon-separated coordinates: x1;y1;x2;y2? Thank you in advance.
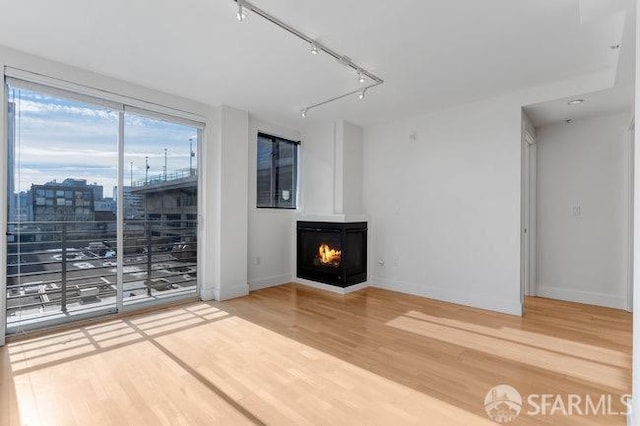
296;221;367;287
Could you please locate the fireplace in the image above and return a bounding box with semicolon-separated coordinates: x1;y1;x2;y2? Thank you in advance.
297;221;367;287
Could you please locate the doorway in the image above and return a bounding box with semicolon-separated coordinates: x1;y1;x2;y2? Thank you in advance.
521;88;634;311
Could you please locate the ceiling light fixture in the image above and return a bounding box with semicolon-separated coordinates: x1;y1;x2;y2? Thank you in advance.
237;0;247;21
568;99;584;105
232;0;384;116
359;89;367;100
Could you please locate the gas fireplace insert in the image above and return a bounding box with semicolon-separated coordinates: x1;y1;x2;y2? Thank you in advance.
296;221;367;287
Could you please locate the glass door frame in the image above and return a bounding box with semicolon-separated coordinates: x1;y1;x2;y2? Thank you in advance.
1;68;7;346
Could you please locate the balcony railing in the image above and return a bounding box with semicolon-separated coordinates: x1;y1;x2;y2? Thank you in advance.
6;220;197;327
132;167;197;188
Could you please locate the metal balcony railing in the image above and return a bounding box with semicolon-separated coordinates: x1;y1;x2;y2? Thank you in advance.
6;220;197;323
131;167;197;188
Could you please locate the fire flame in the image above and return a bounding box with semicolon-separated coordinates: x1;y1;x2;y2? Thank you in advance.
318;243;341;265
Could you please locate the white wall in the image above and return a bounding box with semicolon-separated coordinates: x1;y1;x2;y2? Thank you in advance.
300;122;336;216
215;106;250;300
359;62;618;316
300;120;365;218
335;121;364;215
535;113;631;309
247;117;300;290
363;97;524;315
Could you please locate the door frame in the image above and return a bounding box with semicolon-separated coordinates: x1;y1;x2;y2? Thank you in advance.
627;118;635;312
522;130;537;299
0;69;7;346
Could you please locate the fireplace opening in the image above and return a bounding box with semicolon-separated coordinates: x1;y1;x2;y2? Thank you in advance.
316;243;342;267
297;221;367;287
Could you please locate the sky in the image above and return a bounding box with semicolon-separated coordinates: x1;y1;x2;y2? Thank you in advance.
8;86;198;195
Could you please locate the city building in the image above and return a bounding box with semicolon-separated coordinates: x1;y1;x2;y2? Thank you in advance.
11;191;32;222
94;197;116;226
130;168;197;258
130;168;197;224
31;178;98;222
113;186;146;220
88;183;103;201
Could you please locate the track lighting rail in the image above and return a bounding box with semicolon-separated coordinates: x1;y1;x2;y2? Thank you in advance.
234;0;384;116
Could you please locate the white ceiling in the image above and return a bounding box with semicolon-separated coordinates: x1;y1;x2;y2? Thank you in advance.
525;84;634;128
0;0;632;128
525;0;635;128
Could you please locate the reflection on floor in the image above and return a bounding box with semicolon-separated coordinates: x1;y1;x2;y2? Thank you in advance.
0;284;632;425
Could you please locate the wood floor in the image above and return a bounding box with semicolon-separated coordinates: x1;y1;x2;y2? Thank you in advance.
0;284;632;425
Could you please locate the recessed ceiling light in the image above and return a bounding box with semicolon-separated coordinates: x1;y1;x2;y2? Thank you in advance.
568;99;584;106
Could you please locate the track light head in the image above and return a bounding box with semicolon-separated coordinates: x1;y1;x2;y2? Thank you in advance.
358;72;366;84
237;0;247;21
301;108;308;118
311;42;319;55
358;89;366;100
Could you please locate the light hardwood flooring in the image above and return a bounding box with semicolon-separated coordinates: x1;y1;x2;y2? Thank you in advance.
0;284;632;425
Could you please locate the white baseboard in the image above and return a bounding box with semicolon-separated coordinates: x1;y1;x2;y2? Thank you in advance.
249;273;292;291
199;285;217;301
628;396;638;426
294;278;369;295
216;283;250;301
371;277;522;316
536;284;626;310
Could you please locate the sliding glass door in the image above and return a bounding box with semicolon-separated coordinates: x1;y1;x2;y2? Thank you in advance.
122;111;199;307
5;77;201;334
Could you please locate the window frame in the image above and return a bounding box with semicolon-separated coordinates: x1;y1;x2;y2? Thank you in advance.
256;132;299;210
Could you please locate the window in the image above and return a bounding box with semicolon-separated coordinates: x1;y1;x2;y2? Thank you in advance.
257;133;299;209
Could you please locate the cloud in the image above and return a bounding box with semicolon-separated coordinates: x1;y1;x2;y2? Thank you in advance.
9;87;200;192
14;99;117;119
